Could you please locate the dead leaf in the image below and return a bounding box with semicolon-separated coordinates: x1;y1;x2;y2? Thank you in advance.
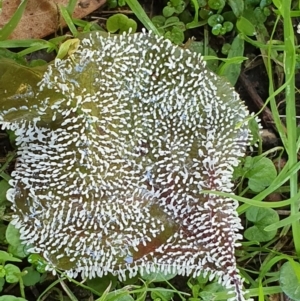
0;0;106;40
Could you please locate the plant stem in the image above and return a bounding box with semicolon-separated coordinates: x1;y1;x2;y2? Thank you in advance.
19;276;26;299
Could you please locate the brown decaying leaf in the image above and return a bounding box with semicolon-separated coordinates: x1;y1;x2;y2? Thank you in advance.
0;0;106;40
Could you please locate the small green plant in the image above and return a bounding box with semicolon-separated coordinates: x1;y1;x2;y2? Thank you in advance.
244;207;279;242
207;14;233;35
151;0;187;44
106;13;138;33
107;0;127;9
0;251;23;296
151;15;186;44
0;225;42;299
27;254;47;274
187;274;237;301
162;0;186;17
236;156;278;193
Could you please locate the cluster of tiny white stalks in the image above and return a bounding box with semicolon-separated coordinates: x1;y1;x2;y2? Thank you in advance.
0;30;254;301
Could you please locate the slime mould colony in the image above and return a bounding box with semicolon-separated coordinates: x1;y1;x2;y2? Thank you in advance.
0;31;251;301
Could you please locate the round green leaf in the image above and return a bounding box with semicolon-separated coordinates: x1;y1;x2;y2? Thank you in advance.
106;14;126;33
244;207;279;242
173;0;185;13
208;0;225;10
121;19;137;34
163;6;175;18
244;225;276;242
219;26;227;35
7;244;29;259
280;261;300;301
245;156;277;192
118;0;126;6
107;0;118;9
171;27;184;45
28;254;47;273
5;223;21;247
221;43;231;55
208;14;224;27
6;223;36;258
0;251;22;263
198;0;208;6
212;24;222;35
152;16;166;28
106;14;137;34
4;264;21;283
223;21;233;32
246;206;279;225
253;7;267;23
164;27;185;45
22;267;41;286
165;16;180;26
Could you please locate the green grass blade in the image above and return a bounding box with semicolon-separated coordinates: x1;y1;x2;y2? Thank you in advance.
0;39;57;56
217;34;245;85
37;277;67;301
59;279;79;301
201;190;292;209
66;0;77;15
0;0;28;40
0;39;53;48
297;135;300;152
238;160;300;213
125;0;160;35
260;15;288;149
264;212;300;232
281;0;300;256
59;5;78;37
17;45;52;57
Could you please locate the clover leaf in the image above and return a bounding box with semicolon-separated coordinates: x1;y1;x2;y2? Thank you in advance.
244;207;279;242
280;261;300;301
243;156;277;192
106;14;137;34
